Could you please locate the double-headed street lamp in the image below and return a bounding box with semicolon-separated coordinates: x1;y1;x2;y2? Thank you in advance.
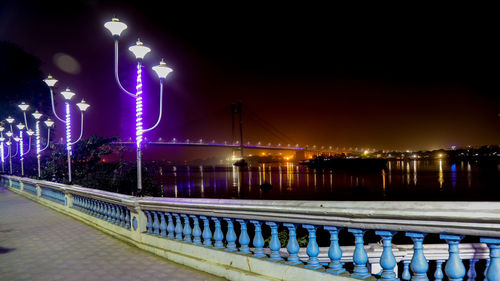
43;75;90;183
104;17;173;194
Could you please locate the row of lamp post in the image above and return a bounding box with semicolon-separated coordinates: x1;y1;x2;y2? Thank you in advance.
1;16;172;194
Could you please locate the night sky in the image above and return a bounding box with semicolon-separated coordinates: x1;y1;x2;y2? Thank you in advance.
1;1;499;151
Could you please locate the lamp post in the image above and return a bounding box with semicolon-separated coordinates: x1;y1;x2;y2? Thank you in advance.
43;76;90;183
32;110;54;178
5;117;15;174
0;125;5;173
16;123;26;176
104;17;173;194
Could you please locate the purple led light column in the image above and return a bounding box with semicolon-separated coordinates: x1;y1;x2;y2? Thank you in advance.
65;102;72;182
135;62;143;192
19;131;24;176
0;138;4;173
36;121;41;178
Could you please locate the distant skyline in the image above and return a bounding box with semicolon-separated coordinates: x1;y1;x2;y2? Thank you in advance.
1;2;499;151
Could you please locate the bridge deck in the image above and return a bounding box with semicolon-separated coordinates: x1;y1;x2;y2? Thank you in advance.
0;187;225;281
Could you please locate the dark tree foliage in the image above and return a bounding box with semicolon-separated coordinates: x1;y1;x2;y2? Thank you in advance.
0;41;49;121
38;135;159;196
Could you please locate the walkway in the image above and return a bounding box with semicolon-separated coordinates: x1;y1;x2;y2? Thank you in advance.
0;187;226;281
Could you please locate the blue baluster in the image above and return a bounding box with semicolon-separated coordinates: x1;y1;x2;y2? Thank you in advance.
324;226;344;273
266;221;282;261
406;231;429;281
349;228;371;278
110;205;117;224
303;224;321;270
113;205;120;225
250;220;266;258
119;207;126;227
99;202;105;219
467;259;478;281
402;260;411;280
236;219;250;254
480;237;500;281
159;212;167;236
484;258;490;281
224;218;237;251
181;214;192;242
152;211;160;235
190;215;202;245
283;223;301;265
211;217;224;249
200;216;212;246
172;213;183;240
435;260;445;281
105;203;112;222
376;230;398;281
125;209;131;229
441;234;466;281
166;213;175;238
144;210;153;233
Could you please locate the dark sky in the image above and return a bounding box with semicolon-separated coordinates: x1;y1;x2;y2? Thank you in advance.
1;1;499;151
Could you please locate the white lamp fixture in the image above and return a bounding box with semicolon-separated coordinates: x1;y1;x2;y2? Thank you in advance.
152;59;173;79
6;117;14;124
104;17;128;38
16;123;25;130
13;136;20;142
0;137;5;142
6;131;13;137
76;99;90;112
61;88;76;100
18;102;30;111
6;141;11;146
129;39;151;60
43;74;58;87
27;129;34;136
44;118;55;128
0;126;4;132
32;110;43;119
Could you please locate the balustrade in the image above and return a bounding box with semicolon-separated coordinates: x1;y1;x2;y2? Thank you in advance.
3;175;500;281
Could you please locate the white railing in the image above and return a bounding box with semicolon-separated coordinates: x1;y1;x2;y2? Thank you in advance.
2;175;499;281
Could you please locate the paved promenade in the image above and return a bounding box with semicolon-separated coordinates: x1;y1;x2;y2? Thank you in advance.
0;187;226;281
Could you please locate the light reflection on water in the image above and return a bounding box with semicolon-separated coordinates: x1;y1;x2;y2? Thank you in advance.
153;160;500;201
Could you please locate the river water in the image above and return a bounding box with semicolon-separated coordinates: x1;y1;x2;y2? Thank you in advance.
152;160;500;201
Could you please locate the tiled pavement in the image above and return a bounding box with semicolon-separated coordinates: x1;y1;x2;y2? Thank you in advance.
0;187;226;281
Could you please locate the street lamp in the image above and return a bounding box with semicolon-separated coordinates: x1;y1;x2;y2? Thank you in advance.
104;17;173;194
5;117;15;174
43;77;90;183
32;111;54;178
0;125;5;173
16;122;27;176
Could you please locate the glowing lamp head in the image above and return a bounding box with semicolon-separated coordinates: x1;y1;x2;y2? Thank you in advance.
6;131;13;137
18;102;29;111
43;74;58;87
13;136;20;142
61;88;76;100
104;17;127;38
152;59;173;79
76;99;90;112
0;137;5;142
6;117;14;124
27;129;34;136
16;123;25;130
129;39;151;60
32;110;43;119
44;118;55;128
6;141;11;146
0;126;4;132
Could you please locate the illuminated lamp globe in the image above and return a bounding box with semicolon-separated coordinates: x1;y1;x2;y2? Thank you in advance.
104;17;127;38
18;102;29;111
129;39;151;60
76;99;90;112
32;110;43;120
152;59;173;79
43;74;58;87
6;117;15;124
44;119;55;128
6;141;12;146
13;137;20;142
6;131;13;137
16;123;25;130
61;88;76;100
0;126;4;132
27;129;34;136
0;137;5;142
